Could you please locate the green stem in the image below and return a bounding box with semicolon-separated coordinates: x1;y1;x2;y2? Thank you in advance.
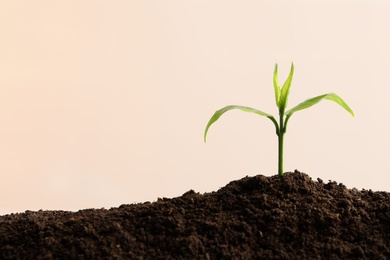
278;111;285;177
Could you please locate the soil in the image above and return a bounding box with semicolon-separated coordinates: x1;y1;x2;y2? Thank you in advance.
0;170;389;259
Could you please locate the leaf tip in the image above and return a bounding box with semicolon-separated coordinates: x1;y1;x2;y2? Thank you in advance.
203;129;209;143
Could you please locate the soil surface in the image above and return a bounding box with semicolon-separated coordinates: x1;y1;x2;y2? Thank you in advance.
0;170;389;259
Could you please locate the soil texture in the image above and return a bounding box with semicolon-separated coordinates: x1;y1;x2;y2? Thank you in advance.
0;170;389;259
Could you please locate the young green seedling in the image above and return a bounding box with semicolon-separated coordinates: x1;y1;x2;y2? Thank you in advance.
204;63;354;177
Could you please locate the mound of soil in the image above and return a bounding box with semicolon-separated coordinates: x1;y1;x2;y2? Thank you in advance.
0;170;389;259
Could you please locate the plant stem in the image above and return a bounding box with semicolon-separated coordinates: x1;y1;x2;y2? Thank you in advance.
278;112;285;177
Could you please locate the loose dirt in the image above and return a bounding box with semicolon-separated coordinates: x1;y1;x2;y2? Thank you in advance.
0;170;389;259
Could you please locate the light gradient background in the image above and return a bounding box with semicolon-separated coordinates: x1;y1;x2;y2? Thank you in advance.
0;1;389;215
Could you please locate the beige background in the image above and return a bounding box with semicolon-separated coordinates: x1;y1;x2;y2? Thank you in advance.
0;1;389;215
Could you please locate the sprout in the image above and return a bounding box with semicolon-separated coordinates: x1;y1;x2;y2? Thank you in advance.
204;63;354;177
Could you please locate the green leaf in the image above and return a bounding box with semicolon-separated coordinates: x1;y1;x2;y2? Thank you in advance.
273;64;280;108
204;105;276;142
279;63;295;111
285;93;355;117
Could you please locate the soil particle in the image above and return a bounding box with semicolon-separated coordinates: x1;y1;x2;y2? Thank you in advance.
0;170;389;259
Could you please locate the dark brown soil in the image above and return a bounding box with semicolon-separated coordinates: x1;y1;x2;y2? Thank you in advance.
0;170;389;259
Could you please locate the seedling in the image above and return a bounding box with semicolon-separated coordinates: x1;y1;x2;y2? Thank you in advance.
204;63;354;177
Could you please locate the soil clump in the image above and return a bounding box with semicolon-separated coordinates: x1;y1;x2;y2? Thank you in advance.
0;170;389;259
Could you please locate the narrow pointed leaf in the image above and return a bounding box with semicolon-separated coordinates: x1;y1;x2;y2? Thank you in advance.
285;93;354;117
279;63;295;110
204;105;275;142
273;64;280;108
